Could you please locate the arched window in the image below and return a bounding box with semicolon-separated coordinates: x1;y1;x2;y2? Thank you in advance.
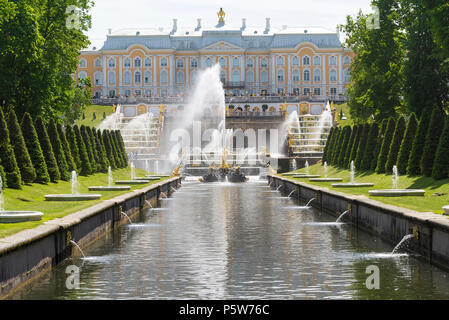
144;71;152;84
292;70;300;82
160;70;168;84
292;56;299;66
108;59;116;68
303;70;310;81
303;56;310;66
95;59;102;68
219;57;226;67
108;71;116;84
191;71;197;84
191;59;198;68
124;58;131;68
176;59;184;68
246;70;254;82
94;72;102;85
344;69;350;83
145;58;152;67
261;70;268;82
78;71;87;80
135;71;141;83
79;59;87;68
344;56;350;65
330;69;337;81
220;70;226;83
277;70;284;82
160;57;168;67
124;71;131;84
314;69;321;82
329;56;337;66
232;70;240;82
206;58;212;67
261;58;268;67
134;57;141;68
276;56;284;66
313;56;321;66
176;71;184;84
233;57;240;67
247;58;254;68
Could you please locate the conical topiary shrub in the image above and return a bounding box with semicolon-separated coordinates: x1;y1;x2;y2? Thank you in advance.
0;107;22;189
74;125;92;176
407;112;431;176
354;123;370;170
57;124;77;173
370;120;387;171
80;125;96;172
337;126;352;167
47;119;70;181
432;117;449;180
7;109;36;183
376;118;395;174
344;125;358;169
86;126;100;172
103;130;117;169
385;117;406;173
327;127;340;166
115;130;128;166
361;123;379;171
95;129;109;173
66;125;80;169
0;164;5;188
109;130;123;168
21;113;50;184
35;116;60;182
322;127;334;164
397;114;418;175
331;128;344;165
421;106;446;177
348;125;363;168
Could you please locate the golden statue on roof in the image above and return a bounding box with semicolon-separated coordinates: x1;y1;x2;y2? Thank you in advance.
217;8;225;24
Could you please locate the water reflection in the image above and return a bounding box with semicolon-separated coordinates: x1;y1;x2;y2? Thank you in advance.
10;179;449;299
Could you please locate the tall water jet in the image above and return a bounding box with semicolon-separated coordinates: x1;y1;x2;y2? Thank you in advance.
392;234;415;254
350;161;355;184
71;171;80;195
324;161;328;178
369;165;425;197
332;160;374;188
0;175;4;212
46;171;102;201
88;166;131;191
131;162;136;180
108;166;113;187
336;210;349;223
393;165;399;190
305;160;310;175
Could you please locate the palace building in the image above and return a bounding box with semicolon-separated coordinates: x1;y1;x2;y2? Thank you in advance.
76;9;353;100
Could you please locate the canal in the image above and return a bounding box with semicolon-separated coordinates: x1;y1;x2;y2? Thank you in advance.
10;178;449;299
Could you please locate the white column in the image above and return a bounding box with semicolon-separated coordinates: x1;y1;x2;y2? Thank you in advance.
169;54;175;94
339;53;343;94
102;56;107;96
119;56;123;95
255;56;259;92
186;57;190;90
322;54;327;98
270;54;275;93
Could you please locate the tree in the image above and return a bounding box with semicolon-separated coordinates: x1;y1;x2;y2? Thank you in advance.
337;126;352;167
348;125;363;168
47;119;70;181
385;117;406;173
108;130;123;168
344;125;358;168
354;123;370;170
86;126;100;172
102;130;117;170
0;164;5;188
331;127;344;165
421;106;446;176
95;129;109;173
327;127;340;165
0;106;21;188
322;127;334;164
370;120;388;171
407;111;431;175
74;125;91;176
7;109;36;183
376;117;395;174
66;125;81;169
115;130;128;166
361;123;379;171
432;117;449;180
397;113;418;175
21;112;50;184
35;116;60;182
80;125;96;171
57;124;77;173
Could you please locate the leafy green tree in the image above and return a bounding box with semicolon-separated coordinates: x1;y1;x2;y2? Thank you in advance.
385;117;406;173
66;125;80;169
432;117;449;180
57;123;77;173
47;119;70;181
421;106;446;176
0;106;21;188
7;109;36;183
35;116;60;182
371;119;388;171
74;125;91;176
80;125;96;171
354;123;370;170
407;112;431;175
21;112;50;184
361;123;379;171
337;126;352;167
322;127;334;164
376;118;395;174
344;125;358;169
102;130;117;170
397;114;418;175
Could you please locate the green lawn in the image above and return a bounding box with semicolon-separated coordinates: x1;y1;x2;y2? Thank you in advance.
282;163;449;215
76;104;114;128
335;103;354;127
0;167;167;239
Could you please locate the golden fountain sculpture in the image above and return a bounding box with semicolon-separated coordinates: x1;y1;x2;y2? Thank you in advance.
171;166;182;177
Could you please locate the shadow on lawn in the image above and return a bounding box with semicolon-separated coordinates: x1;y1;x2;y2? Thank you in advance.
408;176;449;191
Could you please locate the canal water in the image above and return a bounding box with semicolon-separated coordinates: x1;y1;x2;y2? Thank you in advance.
10;178;449;299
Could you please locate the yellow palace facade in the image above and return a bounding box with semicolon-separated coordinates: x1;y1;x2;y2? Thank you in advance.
76;10;353;100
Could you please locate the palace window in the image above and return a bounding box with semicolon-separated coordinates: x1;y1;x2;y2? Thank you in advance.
314;69;321;82
276;56;284;66
160;57;168;67
220;71;226;83
330;69;337;82
303;70;310;81
303;56;310;66
124;58;131;68
261;70;268;82
94;72;102;85
79;59;87;68
247;58;254;68
219;57;226;67
344;56;350;65
145;89;152;97
135;90;141;97
109;90;116;98
206;58;212;67
135;71;141;83
191;59;198;68
292;70;300;82
145;58;152;67
314;88;321;96
232;70;240;82
329;56;337;66
233;58;240;67
95;59;102;68
176;71;184;84
246;70;254;82
261;58;268;68
125;89;131;96
330;87;337;95
344;69;350;83
303;88;310;95
108;59;116;68
191;71;197;84
145;71;152;84
124;71;131;84
108;71;116;84
313;56;321;66
134;58;141;68
292;56;299;66
160;70;168;84
78;71;87;80
177;59;184;68
277;70;284;82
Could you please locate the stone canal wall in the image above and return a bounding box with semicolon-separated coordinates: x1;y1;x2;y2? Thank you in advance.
0;177;181;299
268;175;449;271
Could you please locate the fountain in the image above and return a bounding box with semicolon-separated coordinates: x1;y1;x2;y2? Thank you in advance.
369;165;425;197
336;210;349;223
392;234;415;254
115;161;151;185
121;211;133;224
332;161;374;188
45;171;102;201
89;166;131;191
0;175;44;223
290;161;320;179
309;161;343;182
287;190;296;198
69;240;86;258
293;198;315;210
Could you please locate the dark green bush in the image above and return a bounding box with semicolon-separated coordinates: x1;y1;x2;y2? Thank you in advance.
361;123;379;171
0;107;22;189
337;126;352;167
74;125;92;176
370;119;388;171
95;129;109;173
35;116;60;182
47;119;70;181
375;118;395;174
354;123;370;170
385;117;406;173
66;126;81;170
322;127;334;164
432;117;449;180
397;114;417;175
344;125;358;169
102;130;117;169
80;125;96;172
421;106;446;177
57;124;77;173
407;112;431;175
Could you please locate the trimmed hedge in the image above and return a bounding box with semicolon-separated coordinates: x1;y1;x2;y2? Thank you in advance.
74;125;92;176
397;114;418;175
322;127;334;164
385;117;406;173
115;130;128;166
330;127;343;165
375;118;395;174
7;109;36;183
66;125;81;170
0;107;22;189
95;129;109;173
348;125;362;168
371;119;388;171
47;119;70;181
80;125;96;173
0;164;5;188
86;126;100;172
109;130;123;168
337;126;352;167
421;106;446;177
407;111;431;175
35;116;60;182
344;125;358;169
432;116;449;180
354;123;370;170
21;113;50;184
102;130;117;169
327;127;340;165
58;124;77;173
361;123;379;171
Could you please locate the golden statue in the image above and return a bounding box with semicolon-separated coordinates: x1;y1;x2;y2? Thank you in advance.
220;148;231;169
171;166;182;177
217;8;225;24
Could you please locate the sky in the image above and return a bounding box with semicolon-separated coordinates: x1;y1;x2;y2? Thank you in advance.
86;0;373;44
